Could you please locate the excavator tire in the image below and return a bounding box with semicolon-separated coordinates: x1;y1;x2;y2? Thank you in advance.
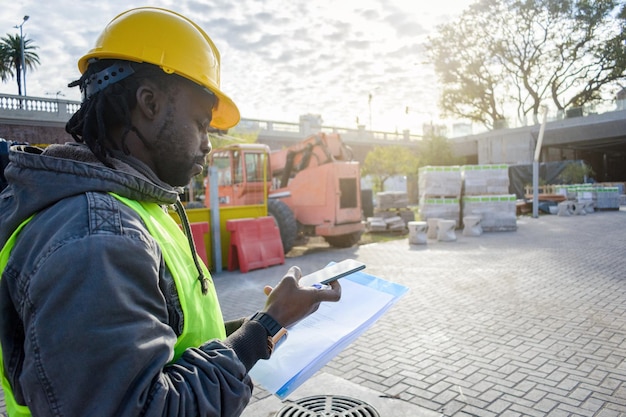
323;231;363;248
267;199;297;254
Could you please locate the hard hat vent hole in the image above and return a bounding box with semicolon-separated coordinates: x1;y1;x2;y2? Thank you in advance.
82;61;136;100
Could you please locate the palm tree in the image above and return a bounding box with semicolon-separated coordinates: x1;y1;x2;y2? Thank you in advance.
0;33;40;95
0;50;12;83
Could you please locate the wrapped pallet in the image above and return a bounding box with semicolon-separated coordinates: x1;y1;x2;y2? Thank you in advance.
556;184;596;203
376;191;409;210
418;166;462;198
556;184;621;210
462;195;517;232
418;197;460;227
595;186;620;210
461;164;510;195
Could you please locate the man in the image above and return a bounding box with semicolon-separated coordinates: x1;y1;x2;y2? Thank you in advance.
0;7;340;417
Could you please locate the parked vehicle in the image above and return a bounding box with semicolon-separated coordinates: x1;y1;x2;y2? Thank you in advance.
206;133;364;252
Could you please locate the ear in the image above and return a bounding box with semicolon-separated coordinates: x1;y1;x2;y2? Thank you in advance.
135;82;162;120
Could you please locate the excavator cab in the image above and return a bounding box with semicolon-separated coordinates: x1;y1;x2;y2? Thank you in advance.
208;144;271;207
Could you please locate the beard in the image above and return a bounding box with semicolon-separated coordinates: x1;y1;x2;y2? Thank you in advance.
150;107;200;187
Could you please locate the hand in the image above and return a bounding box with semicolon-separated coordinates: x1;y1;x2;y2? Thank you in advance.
262;266;341;328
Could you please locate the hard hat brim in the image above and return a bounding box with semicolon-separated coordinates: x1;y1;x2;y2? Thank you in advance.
210;88;240;130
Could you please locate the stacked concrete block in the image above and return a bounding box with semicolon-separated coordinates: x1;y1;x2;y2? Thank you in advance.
461;195;518;232
384;216;408;232
418;166;462;198
365;215;410;233
376;191;409;210
460;164;516;232
419;198;461;227
574;185;595;209
418;166;462;226
371;191;414;232
596;187;620;210
366;217;388;232
461;164;510;196
556;184;620;211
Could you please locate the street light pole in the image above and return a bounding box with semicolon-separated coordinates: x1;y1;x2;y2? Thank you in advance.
368;93;372;131
14;15;29;97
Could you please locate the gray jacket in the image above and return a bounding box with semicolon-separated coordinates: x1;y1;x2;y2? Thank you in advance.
0;143;269;417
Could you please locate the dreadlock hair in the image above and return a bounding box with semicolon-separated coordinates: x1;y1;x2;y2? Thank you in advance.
65;59;176;168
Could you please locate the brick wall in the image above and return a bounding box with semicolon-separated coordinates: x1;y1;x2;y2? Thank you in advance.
0;123;70;145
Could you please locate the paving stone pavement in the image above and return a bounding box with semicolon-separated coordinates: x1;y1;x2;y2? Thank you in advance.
213;209;626;416
1;209;625;416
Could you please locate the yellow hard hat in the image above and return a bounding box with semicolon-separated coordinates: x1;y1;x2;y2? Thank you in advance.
78;7;240;130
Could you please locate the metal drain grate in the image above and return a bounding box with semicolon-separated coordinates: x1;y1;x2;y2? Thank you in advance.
276;395;380;417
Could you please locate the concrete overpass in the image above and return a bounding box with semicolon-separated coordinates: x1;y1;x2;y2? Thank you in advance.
1;93;624;181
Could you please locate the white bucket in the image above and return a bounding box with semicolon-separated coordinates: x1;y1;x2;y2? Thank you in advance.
437;219;457;242
408;221;428;245
462;216;482;237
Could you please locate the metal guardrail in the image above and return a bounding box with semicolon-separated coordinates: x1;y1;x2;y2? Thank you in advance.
0;93;422;142
234;117;423;143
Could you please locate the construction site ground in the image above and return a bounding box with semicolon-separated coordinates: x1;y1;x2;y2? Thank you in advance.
222;208;626;416
2;208;625;416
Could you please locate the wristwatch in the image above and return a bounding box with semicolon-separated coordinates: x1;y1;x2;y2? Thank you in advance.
250;312;288;352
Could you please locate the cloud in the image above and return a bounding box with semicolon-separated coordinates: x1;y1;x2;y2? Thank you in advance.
0;0;474;132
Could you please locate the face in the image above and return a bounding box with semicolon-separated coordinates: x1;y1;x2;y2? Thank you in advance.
146;81;215;187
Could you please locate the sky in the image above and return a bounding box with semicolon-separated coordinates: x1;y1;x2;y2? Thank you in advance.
1;0;476;134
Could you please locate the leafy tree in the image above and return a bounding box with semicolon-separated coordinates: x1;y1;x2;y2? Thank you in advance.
362;145;420;192
427;0;626;129
0;55;11;83
558;160;595;183
0;33;40;95
419;134;465;167
208;129;258;150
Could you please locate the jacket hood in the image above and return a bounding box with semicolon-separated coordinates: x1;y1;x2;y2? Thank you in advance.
0;143;181;245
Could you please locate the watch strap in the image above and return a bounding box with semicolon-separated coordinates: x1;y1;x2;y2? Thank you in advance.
250;312;283;338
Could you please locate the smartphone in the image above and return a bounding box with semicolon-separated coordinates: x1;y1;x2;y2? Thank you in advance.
299;259;366;287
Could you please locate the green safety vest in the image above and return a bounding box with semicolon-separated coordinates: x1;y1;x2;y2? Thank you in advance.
0;193;226;417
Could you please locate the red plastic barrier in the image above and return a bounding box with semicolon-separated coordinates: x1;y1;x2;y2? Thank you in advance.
226;217;285;273
189;222;210;268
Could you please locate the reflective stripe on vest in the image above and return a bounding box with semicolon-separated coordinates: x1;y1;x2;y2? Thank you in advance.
0;195;226;416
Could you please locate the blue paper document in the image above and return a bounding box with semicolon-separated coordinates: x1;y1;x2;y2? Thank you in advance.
249;269;409;399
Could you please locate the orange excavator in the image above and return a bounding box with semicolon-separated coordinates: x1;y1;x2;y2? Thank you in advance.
206;132;364;253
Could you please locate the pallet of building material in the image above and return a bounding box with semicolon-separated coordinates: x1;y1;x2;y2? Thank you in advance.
462;195;517;232
461;164;510;195
376;191;409;210
595;186;620;210
384;216;407;232
372;209;398;219
418;197;460;227
555;184;596;203
418;166;462;198
397;208;415;225
374;208;415;224
366;217;388;233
